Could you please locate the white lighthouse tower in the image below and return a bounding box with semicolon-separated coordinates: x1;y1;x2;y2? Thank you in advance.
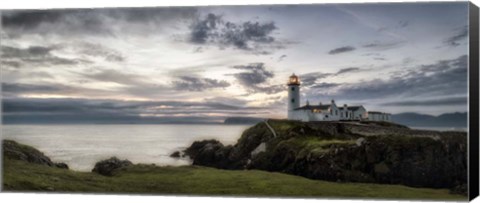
287;73;301;120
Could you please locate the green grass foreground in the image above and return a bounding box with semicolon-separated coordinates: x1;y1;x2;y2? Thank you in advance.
3;158;466;200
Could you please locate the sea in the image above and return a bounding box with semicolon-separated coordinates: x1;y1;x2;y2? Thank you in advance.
1;124;250;171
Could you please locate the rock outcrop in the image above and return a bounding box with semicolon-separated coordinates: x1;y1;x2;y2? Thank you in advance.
184;120;467;191
3;140;69;169
92;157;133;176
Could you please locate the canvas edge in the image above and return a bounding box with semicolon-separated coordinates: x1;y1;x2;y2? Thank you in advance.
469;1;480;201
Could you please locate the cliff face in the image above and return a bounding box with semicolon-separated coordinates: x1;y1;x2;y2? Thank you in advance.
184;120;467;191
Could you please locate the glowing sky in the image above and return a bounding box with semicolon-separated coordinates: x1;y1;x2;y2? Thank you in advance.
1;2;470;123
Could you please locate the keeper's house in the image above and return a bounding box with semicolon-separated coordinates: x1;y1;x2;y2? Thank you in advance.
286;74;391;122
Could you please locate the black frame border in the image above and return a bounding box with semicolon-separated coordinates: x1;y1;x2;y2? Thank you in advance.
469;2;479;201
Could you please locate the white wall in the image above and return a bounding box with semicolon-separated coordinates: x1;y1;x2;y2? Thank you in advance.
353;107;366;120
367;113;391;122
287;84;300;120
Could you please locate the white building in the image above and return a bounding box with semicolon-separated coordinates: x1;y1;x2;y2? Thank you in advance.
366;111;392;122
287;74;391;122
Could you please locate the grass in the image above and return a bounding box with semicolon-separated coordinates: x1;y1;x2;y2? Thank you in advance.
2;158;466;200
276;136;355;157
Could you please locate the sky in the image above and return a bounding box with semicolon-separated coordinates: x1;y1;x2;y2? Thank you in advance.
0;2;470;123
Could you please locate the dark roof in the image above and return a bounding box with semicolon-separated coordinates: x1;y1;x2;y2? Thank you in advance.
295;104;331;111
339;106;364;111
368;111;385;114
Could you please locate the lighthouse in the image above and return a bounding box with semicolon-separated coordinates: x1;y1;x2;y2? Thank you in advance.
287;73;300;120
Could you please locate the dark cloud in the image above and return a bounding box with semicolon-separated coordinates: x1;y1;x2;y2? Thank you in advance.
2;9;112;36
2;83;65;94
362;41;404;50
231;63;284;94
2;97;268;124
2;45;53;58
278;54;287;62
444;26;468;47
172;76;230;91
299;72;333;87
306;55;468;101
1;45;87;67
189;13;282;54
328;46;355;55
382;96;467;106
2;7;198;37
190;13;221;44
336;67;360;75
299;67;362;88
232;63;274;85
1;60;22;68
310;82;340;89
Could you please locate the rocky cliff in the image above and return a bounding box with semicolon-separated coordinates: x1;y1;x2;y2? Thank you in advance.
182;120;467;192
3;140;69;169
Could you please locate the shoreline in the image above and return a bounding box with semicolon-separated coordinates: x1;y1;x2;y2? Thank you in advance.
2;139;466;200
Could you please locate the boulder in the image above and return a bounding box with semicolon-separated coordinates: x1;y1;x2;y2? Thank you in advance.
55;162;69;169
170;151;181;158
92;157;132;176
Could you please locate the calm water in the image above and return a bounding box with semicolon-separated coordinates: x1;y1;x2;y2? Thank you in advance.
2;124;250;171
411;126;467;132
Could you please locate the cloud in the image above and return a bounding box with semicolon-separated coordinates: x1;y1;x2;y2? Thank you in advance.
75;42;125;62
328;46;355;55
188;13;283;54
2;82;123;103
310;82;340;89
382;96;467;106
80;69;149;86
362;41;404;50
305;55;468;101
1;45;88;68
299;68;362;88
278;54;287;62
444;26;468;47
172;76;230;91
231;63;284;94
2;7;198;37
232;63;274;85
299;72;333;87
1;60;22;68
2;97;268;124
336;67;360;75
2;83;65;94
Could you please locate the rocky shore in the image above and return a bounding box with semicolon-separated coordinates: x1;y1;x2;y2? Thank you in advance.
3;140;69;169
2;131;467;199
179;120;467;194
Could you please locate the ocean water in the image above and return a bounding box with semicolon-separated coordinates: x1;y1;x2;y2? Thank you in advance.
411;126;467;132
1;124;250;171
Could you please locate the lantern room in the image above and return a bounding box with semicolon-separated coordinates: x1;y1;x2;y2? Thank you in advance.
288;73;300;86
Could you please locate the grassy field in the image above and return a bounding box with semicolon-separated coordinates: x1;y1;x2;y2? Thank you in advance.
3;157;466;200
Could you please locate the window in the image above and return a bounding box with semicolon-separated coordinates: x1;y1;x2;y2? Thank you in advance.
291;87;295;91
291;98;295;103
